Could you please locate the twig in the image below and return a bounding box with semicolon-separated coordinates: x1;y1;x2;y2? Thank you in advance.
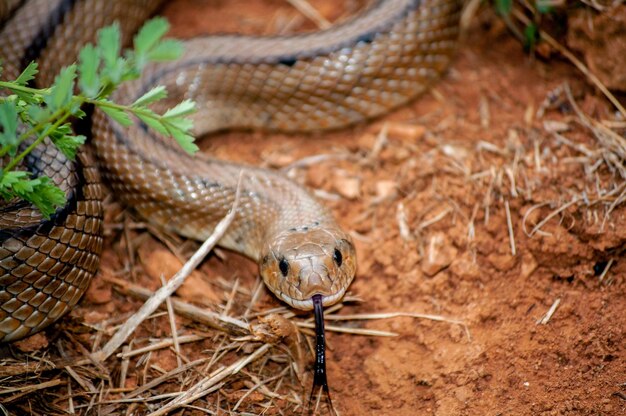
232;367;290;410
285;0;331;29
64;364;96;393
0;379;64;403
146;344;272;416
536;298;561;325
160;275;183;372
67;379;74;414
504;199;516;256
0;358;84;377
93;172;245;362
324;311;470;340
460;0;481;33
123;358;209;400
116;335;208;359
396;202;413;242
103;275;251;335
295;322;397;337
119;344;131;389
417;207;453;230
598;258;614;284
281;153;353;172
222;278;240;318
525;198;580;237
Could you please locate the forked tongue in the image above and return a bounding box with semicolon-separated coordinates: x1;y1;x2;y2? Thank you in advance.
308;294;335;415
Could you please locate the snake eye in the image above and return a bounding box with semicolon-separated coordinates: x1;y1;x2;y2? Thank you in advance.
279;258;290;277
333;248;343;267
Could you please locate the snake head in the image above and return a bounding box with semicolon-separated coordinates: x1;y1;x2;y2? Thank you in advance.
259;225;356;310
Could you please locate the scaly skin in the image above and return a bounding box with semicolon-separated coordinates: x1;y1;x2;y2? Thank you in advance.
0;0;461;342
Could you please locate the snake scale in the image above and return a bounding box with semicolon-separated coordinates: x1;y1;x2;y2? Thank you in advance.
0;0;461;342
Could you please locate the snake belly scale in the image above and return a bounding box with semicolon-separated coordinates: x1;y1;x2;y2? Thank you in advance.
0;0;461;342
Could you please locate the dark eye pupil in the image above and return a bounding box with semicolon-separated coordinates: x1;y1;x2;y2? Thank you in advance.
279;258;290;277
333;248;343;267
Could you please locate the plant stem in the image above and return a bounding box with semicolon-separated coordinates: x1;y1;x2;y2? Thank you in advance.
3;110;73;173
86;97;163;123
0;81;48;95
0;106;68;158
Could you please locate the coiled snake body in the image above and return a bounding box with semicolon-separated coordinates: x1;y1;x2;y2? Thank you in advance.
0;0;461;342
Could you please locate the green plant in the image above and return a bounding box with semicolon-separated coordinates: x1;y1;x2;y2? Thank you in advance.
493;0;556;52
0;17;197;217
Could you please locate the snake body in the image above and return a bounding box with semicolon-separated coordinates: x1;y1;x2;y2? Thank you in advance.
0;0;461;342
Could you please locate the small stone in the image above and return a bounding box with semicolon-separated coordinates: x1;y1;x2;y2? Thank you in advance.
14;332;48;352
543;120;570;133
83;310;108;325
421;232;457;277
520;251;538;279
254;313;296;343
333;175;361;200
450;251;481;280
85;275;112;305
375;180;397;199
487;252;517;272
386;122;426;141
263;148;296;168
535;42;554;59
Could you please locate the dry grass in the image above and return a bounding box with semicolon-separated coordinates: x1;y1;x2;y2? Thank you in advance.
3;1;626;414
0;251;465;415
0;162;465;415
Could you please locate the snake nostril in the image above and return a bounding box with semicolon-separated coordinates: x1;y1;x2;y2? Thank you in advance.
279;258;290;277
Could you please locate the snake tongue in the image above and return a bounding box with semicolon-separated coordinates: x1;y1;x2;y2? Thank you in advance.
308;294;335;415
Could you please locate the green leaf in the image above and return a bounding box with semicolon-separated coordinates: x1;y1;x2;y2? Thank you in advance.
134;17;170;54
147;39;183;61
135;110;168;135
536;0;552;14
27;104;51;124
0;100;19;147
25;177;66;218
98;23;127;86
14;62;38;86
100;104;132;126
163;99;196;119
0;171;28;199
78;43;101;98
494;0;512;16
167;126;198;154
49;124;86;160
0;18;199;218
10;176;35;194
164;116;193;132
524;23;538;51
0;172;66;218
99;23;121;68
73;106;87;119
105;56;127;85
9;62;41;103
132;85;167;107
46;64;77;111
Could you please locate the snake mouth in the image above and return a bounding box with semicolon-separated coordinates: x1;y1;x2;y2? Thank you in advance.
278;287;347;310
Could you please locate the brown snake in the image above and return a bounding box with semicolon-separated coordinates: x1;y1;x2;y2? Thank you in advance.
0;0;461;343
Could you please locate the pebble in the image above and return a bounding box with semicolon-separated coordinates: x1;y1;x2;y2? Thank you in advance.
421;232;457;277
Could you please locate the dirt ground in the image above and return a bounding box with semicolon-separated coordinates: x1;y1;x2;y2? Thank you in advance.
2;1;625;415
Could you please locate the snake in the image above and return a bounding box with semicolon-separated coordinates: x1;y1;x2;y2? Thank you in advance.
0;0;461;343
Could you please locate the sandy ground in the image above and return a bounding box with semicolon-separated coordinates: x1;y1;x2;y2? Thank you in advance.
3;1;625;415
